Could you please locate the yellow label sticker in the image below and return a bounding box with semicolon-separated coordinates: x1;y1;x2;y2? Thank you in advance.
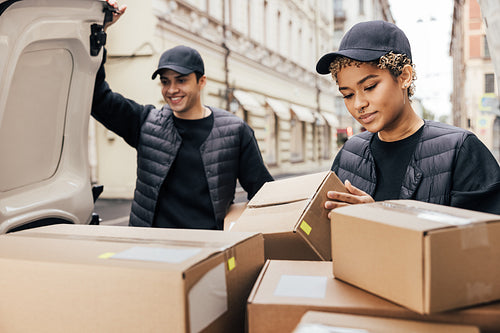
98;252;115;259
227;256;236;271
300;220;312;235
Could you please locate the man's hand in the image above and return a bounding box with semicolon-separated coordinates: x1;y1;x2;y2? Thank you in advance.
105;0;127;31
324;180;374;219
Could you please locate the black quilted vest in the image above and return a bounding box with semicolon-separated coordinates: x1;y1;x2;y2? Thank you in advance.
130;106;250;228
332;121;470;204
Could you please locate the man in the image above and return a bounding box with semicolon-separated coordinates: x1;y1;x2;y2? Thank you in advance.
92;2;273;229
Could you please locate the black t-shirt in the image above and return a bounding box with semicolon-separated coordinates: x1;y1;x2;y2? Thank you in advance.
153;113;216;229
371;126;424;201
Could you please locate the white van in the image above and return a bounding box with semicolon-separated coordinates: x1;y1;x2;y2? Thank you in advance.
0;0;111;233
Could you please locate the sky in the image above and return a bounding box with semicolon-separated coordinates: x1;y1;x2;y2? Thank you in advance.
388;0;454;119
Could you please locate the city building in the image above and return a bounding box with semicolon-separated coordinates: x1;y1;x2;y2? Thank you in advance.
450;0;500;161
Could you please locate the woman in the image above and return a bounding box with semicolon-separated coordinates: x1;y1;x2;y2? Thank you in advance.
316;20;500;216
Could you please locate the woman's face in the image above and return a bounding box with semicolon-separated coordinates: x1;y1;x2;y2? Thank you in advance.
337;62;407;134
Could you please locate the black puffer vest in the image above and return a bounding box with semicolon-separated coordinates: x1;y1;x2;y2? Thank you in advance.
332;121;470;204
130;106;250;228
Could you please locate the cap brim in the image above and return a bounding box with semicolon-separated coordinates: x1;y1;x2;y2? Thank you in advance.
151;65;195;79
316;49;388;74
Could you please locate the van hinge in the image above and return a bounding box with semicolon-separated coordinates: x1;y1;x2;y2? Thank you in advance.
89;2;118;56
90;24;106;56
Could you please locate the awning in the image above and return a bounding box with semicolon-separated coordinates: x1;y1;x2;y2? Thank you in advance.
313;111;326;126
265;97;291;120
321;112;339;128
233;90;266;116
290;104;316;123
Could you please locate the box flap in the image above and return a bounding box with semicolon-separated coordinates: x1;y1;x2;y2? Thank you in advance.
247;172;329;207
294;171;348;260
231;200;309;233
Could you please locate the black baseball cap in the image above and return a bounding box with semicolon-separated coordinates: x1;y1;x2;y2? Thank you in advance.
316;20;412;75
151;45;205;79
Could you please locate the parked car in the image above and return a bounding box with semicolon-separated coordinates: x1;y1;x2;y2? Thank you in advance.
0;0;112;233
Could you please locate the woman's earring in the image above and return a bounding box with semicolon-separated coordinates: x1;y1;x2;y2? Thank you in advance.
403;84;407;104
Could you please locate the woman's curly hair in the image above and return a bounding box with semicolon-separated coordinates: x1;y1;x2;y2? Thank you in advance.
329;52;417;97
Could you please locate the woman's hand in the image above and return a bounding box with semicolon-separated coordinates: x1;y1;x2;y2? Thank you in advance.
324;180;374;219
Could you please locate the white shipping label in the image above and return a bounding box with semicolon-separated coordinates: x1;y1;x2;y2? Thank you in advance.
111;246;202;263
188;263;228;333
274;274;327;299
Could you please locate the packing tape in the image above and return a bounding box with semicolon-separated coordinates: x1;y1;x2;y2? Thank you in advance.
458;222;490;249
379;202;490;249
380;202;477;226
18;232;233;250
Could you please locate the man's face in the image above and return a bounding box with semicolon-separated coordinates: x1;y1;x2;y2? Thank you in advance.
159;69;206;116
337;62;406;134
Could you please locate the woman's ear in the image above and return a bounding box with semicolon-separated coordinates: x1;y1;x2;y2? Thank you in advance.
399;64;413;88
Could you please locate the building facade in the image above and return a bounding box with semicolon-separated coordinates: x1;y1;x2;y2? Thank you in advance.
450;0;500;162
90;0;393;198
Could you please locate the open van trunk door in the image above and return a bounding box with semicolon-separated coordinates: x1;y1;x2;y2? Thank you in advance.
0;0;108;232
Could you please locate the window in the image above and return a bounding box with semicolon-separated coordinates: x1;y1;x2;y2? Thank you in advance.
334;96;347;116
264;112;278;165
321;125;332;160
358;0;365;15
208;0;222;21
485;73;495;93
484;36;490;59
334;0;343;11
290;117;305;162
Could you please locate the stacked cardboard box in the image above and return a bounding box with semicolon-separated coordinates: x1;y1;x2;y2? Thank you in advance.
247;260;500;333
228;171;347;260
331;200;500;313
0;224;265;332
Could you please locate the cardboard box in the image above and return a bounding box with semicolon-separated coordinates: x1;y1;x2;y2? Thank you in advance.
246;260;500;333
0;224;265;333
228;171;347;260
293;311;480;333
224;202;248;229
331;200;500;314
